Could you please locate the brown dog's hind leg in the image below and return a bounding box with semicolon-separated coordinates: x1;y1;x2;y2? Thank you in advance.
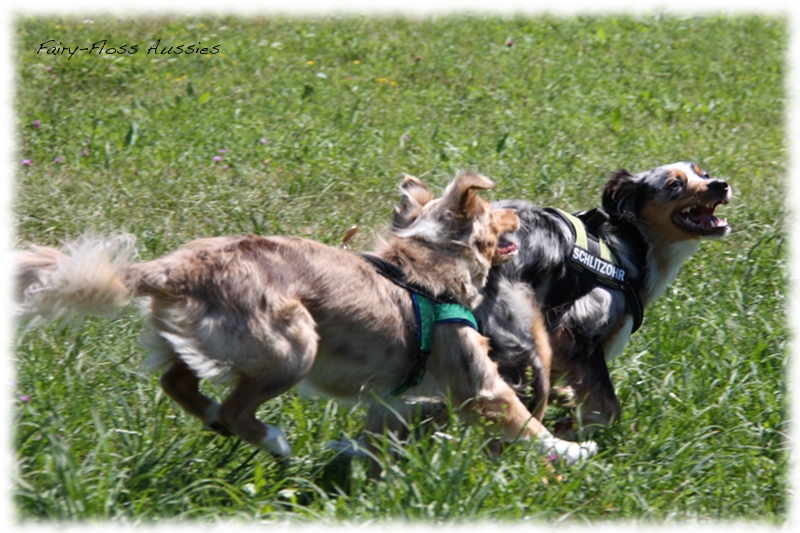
215;297;318;458
159;361;231;436
216;375;297;458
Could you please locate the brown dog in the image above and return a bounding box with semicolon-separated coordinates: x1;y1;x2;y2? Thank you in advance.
15;172;596;466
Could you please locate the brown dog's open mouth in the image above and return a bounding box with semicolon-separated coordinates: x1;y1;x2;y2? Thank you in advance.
496;238;518;260
673;200;729;236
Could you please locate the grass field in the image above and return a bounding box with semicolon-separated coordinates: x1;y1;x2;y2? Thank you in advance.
11;14;788;524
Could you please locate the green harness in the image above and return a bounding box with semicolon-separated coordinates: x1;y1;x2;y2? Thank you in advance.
359;254;478;396
389;293;478;396
413;293;478;353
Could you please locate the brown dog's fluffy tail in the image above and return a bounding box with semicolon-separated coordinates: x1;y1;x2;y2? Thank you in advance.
15;234;139;322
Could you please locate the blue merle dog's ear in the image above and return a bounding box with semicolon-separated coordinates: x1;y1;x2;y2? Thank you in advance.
393;174;433;230
602;169;640;221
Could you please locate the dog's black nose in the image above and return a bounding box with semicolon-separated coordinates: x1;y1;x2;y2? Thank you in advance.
708;179;729;193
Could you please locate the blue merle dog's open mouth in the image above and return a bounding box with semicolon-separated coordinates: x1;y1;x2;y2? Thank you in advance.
673;199;729;236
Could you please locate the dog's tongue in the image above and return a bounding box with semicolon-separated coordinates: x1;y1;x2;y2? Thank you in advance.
687;206;725;230
498;240;518;255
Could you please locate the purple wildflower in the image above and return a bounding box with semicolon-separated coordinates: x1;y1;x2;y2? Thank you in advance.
21;159;32;166
213;156;223;162
20;395;30;402
219;149;228;154
54;157;63;164
81;149;89;157
32;120;41;129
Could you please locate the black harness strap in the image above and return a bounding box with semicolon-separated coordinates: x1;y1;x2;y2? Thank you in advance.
359;254;457;305
546;208;645;333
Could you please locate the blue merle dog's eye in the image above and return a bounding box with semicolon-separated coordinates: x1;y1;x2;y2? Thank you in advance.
668;180;684;192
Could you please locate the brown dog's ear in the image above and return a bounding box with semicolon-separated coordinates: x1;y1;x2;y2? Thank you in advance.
393;174;433;230
602;169;640;221
441;172;495;221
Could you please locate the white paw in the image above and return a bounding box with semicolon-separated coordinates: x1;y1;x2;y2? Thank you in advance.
536;431;597;466
260;425;292;458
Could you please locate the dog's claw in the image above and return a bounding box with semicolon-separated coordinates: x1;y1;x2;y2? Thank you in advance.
536;431;597;466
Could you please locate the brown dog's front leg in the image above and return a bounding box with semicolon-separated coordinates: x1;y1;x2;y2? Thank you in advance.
445;327;597;465
471;371;598;466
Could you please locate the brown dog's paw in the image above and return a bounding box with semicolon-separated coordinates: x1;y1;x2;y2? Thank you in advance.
536;430;597;466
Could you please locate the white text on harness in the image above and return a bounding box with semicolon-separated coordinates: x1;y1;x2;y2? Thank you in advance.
571;247;626;283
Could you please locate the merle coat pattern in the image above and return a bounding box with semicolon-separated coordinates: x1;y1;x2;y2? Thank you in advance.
476;162;731;439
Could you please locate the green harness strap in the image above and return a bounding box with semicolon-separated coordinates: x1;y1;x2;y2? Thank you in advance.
390;293;478;396
415;295;478;353
357;253;479;397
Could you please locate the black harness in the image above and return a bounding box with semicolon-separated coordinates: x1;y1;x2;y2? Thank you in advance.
546;208;645;333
